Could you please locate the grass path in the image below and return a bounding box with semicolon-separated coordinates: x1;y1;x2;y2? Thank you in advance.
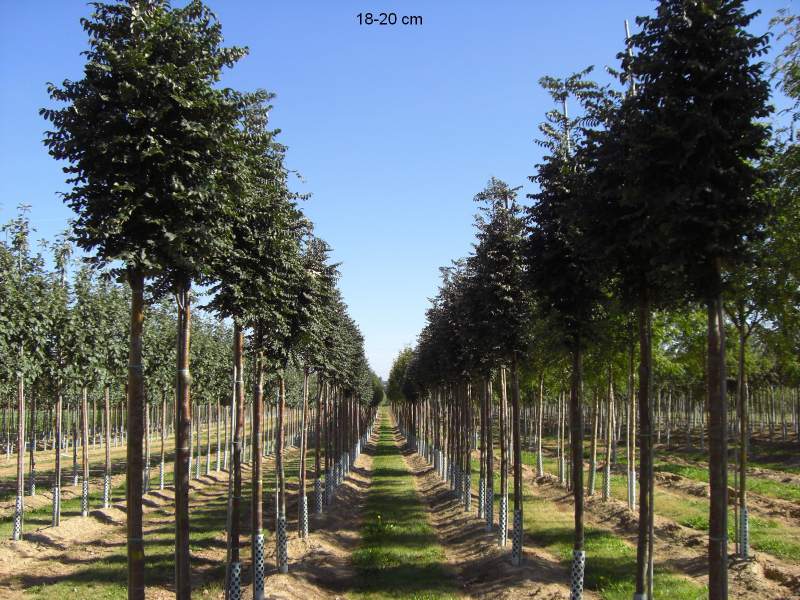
352;409;459;600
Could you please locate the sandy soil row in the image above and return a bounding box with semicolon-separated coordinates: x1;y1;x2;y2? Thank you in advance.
520;464;800;599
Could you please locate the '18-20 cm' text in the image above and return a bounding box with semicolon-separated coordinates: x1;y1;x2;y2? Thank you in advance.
357;13;423;26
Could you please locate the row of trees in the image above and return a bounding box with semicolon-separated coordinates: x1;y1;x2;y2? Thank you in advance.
389;2;800;599
23;1;380;598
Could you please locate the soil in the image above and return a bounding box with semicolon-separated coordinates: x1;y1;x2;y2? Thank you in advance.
402;438;590;598
1;422;796;600
519;463;800;599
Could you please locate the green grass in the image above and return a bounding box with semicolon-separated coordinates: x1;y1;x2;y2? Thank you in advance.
654;462;800;503
12;447;313;598
520;447;800;563
510;452;706;598
352;411;458;600
519;494;703;599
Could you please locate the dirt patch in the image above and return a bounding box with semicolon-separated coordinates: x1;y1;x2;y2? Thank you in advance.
654;468;800;522
521;463;798;599
240;429;376;600
403;443;589;599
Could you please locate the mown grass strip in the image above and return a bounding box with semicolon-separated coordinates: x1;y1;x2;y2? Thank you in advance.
352;411;458;600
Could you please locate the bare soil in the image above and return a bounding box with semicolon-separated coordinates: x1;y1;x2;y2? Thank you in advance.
520;463;799;599
403;443;591;599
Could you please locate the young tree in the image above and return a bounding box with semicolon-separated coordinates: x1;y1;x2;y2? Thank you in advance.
527;71;608;600
471;178;529;563
41;234;72;524
41;1;248;595
623;4;771;596
1;210;49;541
207;90;306;597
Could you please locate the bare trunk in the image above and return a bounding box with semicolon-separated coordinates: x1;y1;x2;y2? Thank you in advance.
53;386;63;524
13;369;25;540
499;368;508;547
588;391;599;496
103;385;111;506
174;282;192;600
276;374;288;573
635;292;655;598
707;272;728;600
298;367;310;538
570;344;585;599
510;357;523;565
737;314;749;558
229;323;245;564
251;345;264;600
126;268;146;599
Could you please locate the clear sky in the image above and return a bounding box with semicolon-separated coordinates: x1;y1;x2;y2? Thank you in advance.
0;0;791;378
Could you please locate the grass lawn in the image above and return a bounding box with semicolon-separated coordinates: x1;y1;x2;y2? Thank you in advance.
352;411;459;600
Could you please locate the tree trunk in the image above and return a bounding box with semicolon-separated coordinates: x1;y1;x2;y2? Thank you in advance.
193;403;199;479
81;387;89;516
143;401;150;493
536;375;544;478
276;374;288;573
737;314;749;558
28;394;36;496
603;368;614;502
160;390;167;490
226;321;245;597
251;347;264;600
13;369;25;540
479;379;486;520
103;385;111;507
510;356;523;566
485;377;494;531
206;401;211;476
126;268;146;599
53;385;63;525
298;366;310;538
569;345;585;599
627;340;637;511
635;292;655;598
72;405;78;487
499;367;508;547
174;282;193;600
216;399;221;472
588;391;599;496
707;274;728;600
314;376;323;515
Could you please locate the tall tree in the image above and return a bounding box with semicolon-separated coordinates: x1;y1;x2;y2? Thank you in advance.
41;1;248;595
623;4;771;596
527;71;608;600
471;178;529;563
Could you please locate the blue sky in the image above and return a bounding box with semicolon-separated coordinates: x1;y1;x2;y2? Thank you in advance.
0;0;791;378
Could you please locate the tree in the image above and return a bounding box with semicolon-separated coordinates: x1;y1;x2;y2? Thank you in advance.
1;209;49;541
471;178;529;563
623;3;771;596
527;70;608;600
41;1;248;596
42;233;72;524
206;90;306;596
